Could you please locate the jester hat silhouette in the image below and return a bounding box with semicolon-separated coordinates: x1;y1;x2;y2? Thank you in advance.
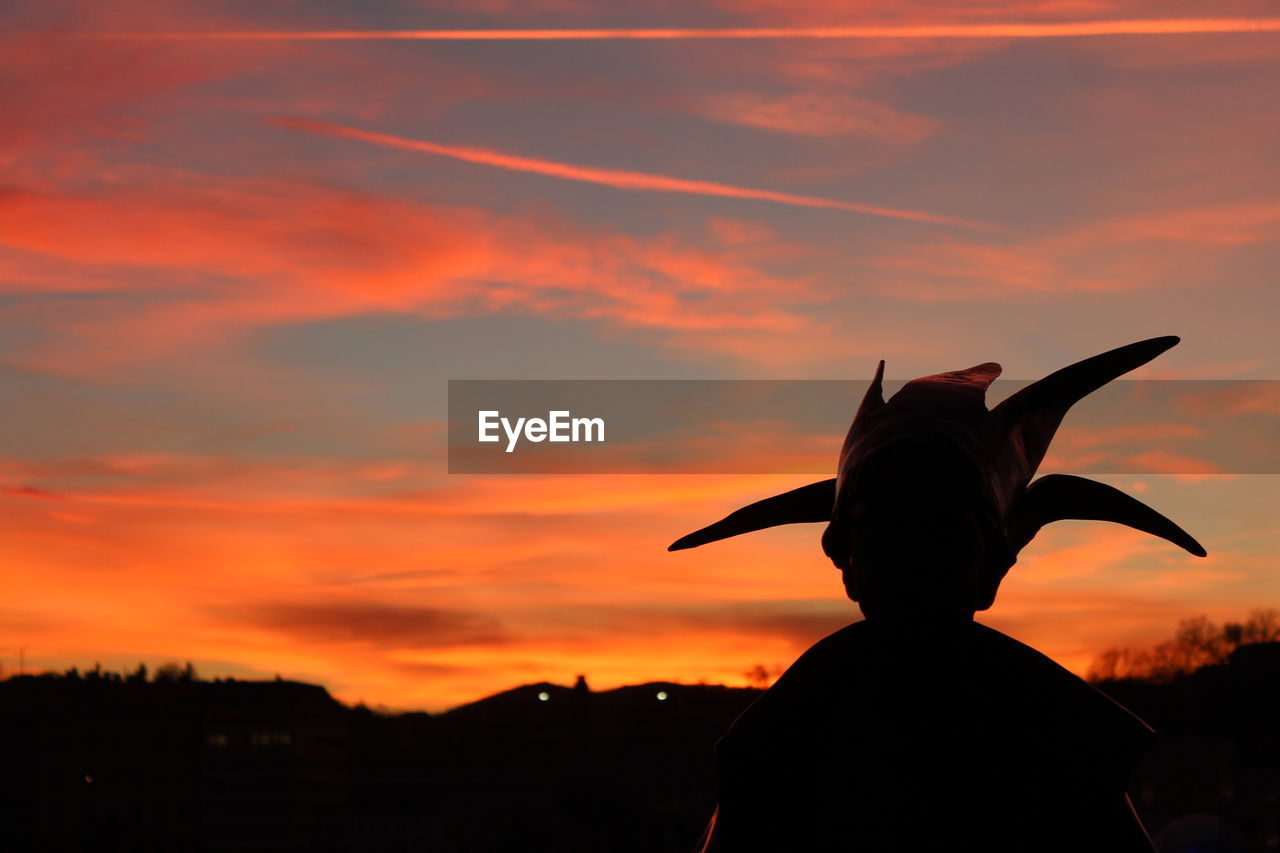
669;337;1205;613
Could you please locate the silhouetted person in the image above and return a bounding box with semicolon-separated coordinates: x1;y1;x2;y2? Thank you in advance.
671;337;1207;852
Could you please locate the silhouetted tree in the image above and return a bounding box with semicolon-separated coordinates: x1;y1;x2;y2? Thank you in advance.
1089;608;1280;682
153;662;185;682
741;664;781;690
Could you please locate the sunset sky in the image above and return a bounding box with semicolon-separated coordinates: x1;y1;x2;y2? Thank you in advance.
3;0;1280;711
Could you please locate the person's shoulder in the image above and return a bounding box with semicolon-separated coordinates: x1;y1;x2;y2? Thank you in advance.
971;621;1155;778
718;620;865;745
790;619;871;665
970;621;1140;712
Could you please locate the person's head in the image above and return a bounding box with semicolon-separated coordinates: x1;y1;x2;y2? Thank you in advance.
820;434;1009;619
670;337;1205;621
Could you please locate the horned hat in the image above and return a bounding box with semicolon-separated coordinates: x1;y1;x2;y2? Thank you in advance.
669;337;1205;614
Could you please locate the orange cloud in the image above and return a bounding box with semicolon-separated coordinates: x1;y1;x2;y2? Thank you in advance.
1;468;1243;709
1;428;1260;710
694;92;940;142
1137;568;1246;589
1051;202;1280;251
0;173;829;372
1041;422;1207;472
1173;383;1280;417
1119;449;1222;476
0;459;844;707
861;197;1280;302
0;484;67;500
1054;422;1205;450
0;0;304;174
1010;526;1166;584
864;242;1058;300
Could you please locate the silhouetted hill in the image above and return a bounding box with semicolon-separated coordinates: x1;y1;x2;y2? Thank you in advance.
1;649;1277;851
371;678;760;852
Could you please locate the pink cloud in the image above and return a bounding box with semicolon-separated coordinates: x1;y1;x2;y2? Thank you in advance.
694;92;940;142
0;171;829;373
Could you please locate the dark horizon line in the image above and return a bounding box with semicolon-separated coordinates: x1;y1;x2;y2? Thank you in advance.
0;664;765;715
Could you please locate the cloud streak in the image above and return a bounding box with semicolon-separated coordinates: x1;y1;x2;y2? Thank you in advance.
75;19;1280;42
223;601;510;648
273;118;989;230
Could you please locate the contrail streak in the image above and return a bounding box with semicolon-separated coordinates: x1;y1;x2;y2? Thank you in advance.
273;118;989;230
76;19;1280;41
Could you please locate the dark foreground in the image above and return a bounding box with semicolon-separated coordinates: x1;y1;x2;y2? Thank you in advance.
1;644;1277;852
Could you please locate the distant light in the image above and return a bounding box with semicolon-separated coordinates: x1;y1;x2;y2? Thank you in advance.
656;691;668;701
537;691;550;701
84;774;93;784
